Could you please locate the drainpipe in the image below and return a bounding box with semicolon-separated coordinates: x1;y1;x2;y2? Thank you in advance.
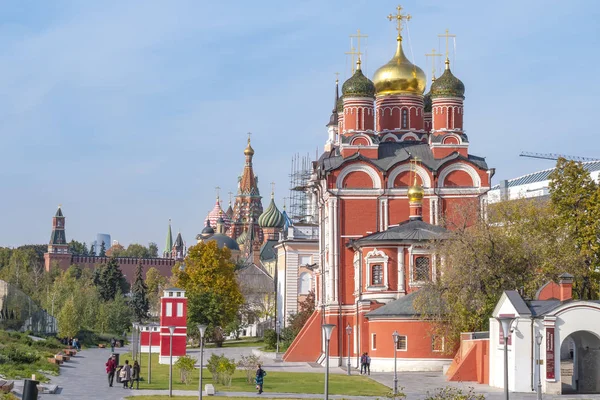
530;318;534;392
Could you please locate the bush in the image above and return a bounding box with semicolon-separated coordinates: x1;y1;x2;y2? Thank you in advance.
206;353;236;386
237;354;262;384
263;329;277;350
424;387;485;400
174;355;196;385
3;345;38;364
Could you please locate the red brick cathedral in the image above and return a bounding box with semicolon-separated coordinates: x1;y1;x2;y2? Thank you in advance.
284;6;491;371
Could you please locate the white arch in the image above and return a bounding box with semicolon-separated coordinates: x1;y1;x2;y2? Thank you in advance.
298;272;311;295
336;163;382;189
442;134;463;145
348;133;373;146
380;133;399;142
387;164;432;188
437;163;481;188
400;132;420;141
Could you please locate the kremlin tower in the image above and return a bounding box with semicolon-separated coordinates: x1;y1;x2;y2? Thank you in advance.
284;5;492;372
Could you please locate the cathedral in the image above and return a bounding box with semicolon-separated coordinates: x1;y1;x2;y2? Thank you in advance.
283;6;491;371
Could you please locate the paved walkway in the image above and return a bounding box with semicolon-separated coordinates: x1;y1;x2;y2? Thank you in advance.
35;346;600;400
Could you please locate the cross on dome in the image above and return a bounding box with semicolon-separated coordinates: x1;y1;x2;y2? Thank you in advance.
387;5;411;40
438;28;456;67
425;48;442;81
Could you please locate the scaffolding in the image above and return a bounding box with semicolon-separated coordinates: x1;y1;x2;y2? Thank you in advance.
288;153;313;223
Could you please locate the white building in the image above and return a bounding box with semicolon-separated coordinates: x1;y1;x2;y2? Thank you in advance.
488;160;600;203
490;274;600;395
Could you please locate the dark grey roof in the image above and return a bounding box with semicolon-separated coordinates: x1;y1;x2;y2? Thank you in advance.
366;292;420;318
55;207;63;217
174;232;184;248
236;263;274;292
50;229;67;245
260;240;278;262
316;142;488;177
504;290;532;316
354;219;449;245
430;133;470;144
205;234;240;251
491;160;600;190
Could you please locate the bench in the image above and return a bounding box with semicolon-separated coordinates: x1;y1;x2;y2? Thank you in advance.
55;354;70;362
64;349;77;356
98;344;106;348
0;379;14;394
205;384;215;396
47;357;62;365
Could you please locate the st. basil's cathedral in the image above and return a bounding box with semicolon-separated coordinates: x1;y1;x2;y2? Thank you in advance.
44;5;492;372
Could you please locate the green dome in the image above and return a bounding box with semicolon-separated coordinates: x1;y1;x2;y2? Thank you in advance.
236;230;248;245
342;68;375;98
430;66;465;99
423;92;432;112
258;197;284;228
336;96;344;113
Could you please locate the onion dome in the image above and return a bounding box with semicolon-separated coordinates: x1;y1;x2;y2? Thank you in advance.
430;60;465;99
206;234;240;251
201;218;214;238
207;198;231;232
244;137;255;156
258;194;285;228
407;175;424;203
236;230;248;245
372;36;426;96
423;92;432;113
342;60;375;98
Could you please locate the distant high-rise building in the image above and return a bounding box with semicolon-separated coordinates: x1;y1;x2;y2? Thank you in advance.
90;233;111;255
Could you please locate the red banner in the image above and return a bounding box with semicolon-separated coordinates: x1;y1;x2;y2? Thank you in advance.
546;327;555;380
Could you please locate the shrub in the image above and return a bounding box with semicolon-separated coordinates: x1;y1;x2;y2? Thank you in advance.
207;354;221;383
206;353;236;386
3;345;38;364
424;387;485;400
263;329;277;350
174;355;196;385
237;354;262;384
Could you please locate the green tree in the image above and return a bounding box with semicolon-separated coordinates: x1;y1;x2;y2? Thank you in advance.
145;267;166;315
549;158;600;299
173;242;243;344
58;296;80;338
131;263;149;321
93;258;130;301
148;242;159;258
68;240;88;256
107;290;133;334
123;244;150;258
99;241;107;257
89;243;96;256
414;198;584;351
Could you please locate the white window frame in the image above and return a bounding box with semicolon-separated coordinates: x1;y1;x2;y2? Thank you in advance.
298;272;311;295
365;248;389;291
299;255;312;266
177;302;183;317
408;247;433;287
166;302;173;317
396;335;408;351
431;335;445;352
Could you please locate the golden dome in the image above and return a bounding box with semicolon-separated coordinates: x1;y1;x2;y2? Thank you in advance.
373;36;426;96
244;138;254;156
407;175;424;202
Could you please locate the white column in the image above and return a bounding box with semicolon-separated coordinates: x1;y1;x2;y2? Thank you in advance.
333;197;339;303
397;247;405;294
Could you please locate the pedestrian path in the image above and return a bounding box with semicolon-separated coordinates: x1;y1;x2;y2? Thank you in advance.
37;347;600;400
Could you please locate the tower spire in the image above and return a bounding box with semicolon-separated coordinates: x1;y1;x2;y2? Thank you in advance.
327;77;340;127
164;218;174;257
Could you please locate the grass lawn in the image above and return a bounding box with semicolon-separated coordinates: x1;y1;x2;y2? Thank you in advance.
127;397;302;400
123;353;389;396
204;338;264;348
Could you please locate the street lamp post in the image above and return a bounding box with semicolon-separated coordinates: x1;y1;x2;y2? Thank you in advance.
392;331;400;395
346;324;352;376
132;323;138;362
536;332;543;400
136;323;142;390
168;326;176;398
276;321;280;355
496;315;516;400
322;324;336;400
148;325;152;384
198;324;207;400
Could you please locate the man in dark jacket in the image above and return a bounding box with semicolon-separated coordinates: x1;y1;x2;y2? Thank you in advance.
105;355;117;387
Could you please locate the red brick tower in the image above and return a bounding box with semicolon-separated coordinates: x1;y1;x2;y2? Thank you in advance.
231;136;264;244
159;288;187;364
44;206;72;272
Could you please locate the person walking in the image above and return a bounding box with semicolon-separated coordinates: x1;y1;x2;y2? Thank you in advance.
131;360;140;389
121;360;132;389
105;355;117;387
255;364;266;394
360;353;367;375
365;353;371;375
110;338;116;353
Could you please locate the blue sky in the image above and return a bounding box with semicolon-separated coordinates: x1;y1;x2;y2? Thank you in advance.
1;0;598;249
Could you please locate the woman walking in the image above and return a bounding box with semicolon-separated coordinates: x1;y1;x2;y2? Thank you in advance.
131;360;140;389
121;360;132;389
255;364;266;394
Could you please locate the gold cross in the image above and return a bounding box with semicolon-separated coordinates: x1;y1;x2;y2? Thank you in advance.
270;181;276;194
387;5;411;39
215;186;221;200
228;191;233;204
334;72;340;84
247;132;252;144
438;29;456;62
425;48;442;81
350;29;368;65
345;46;362;74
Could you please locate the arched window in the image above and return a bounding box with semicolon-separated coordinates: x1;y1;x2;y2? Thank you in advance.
299;272;311;294
371;265;383;285
414;257;430;281
401;109;408;129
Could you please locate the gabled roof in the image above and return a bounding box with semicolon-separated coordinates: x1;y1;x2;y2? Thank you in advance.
236;263;274;291
259;239;278;262
366;292;420;318
174;232;184;248
491;160;600;190
353;219;449;245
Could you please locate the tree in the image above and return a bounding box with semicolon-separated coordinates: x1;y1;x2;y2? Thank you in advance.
145;267;167;315
173;242;243;344
106;243;125;257
148;242;159;258
549;158;600;299
131;264;149;321
107;290;133;334
99;241;107;257
58;296;80;338
93;258;129;301
413;198;585;351
68;240;88;256
89;243;96;256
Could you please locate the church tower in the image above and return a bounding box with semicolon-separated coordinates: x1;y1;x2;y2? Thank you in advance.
44;206;72;271
232;136;264;243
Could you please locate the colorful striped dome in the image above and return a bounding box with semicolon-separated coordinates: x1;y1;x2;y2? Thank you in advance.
207;198;231;232
258;195;284;229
